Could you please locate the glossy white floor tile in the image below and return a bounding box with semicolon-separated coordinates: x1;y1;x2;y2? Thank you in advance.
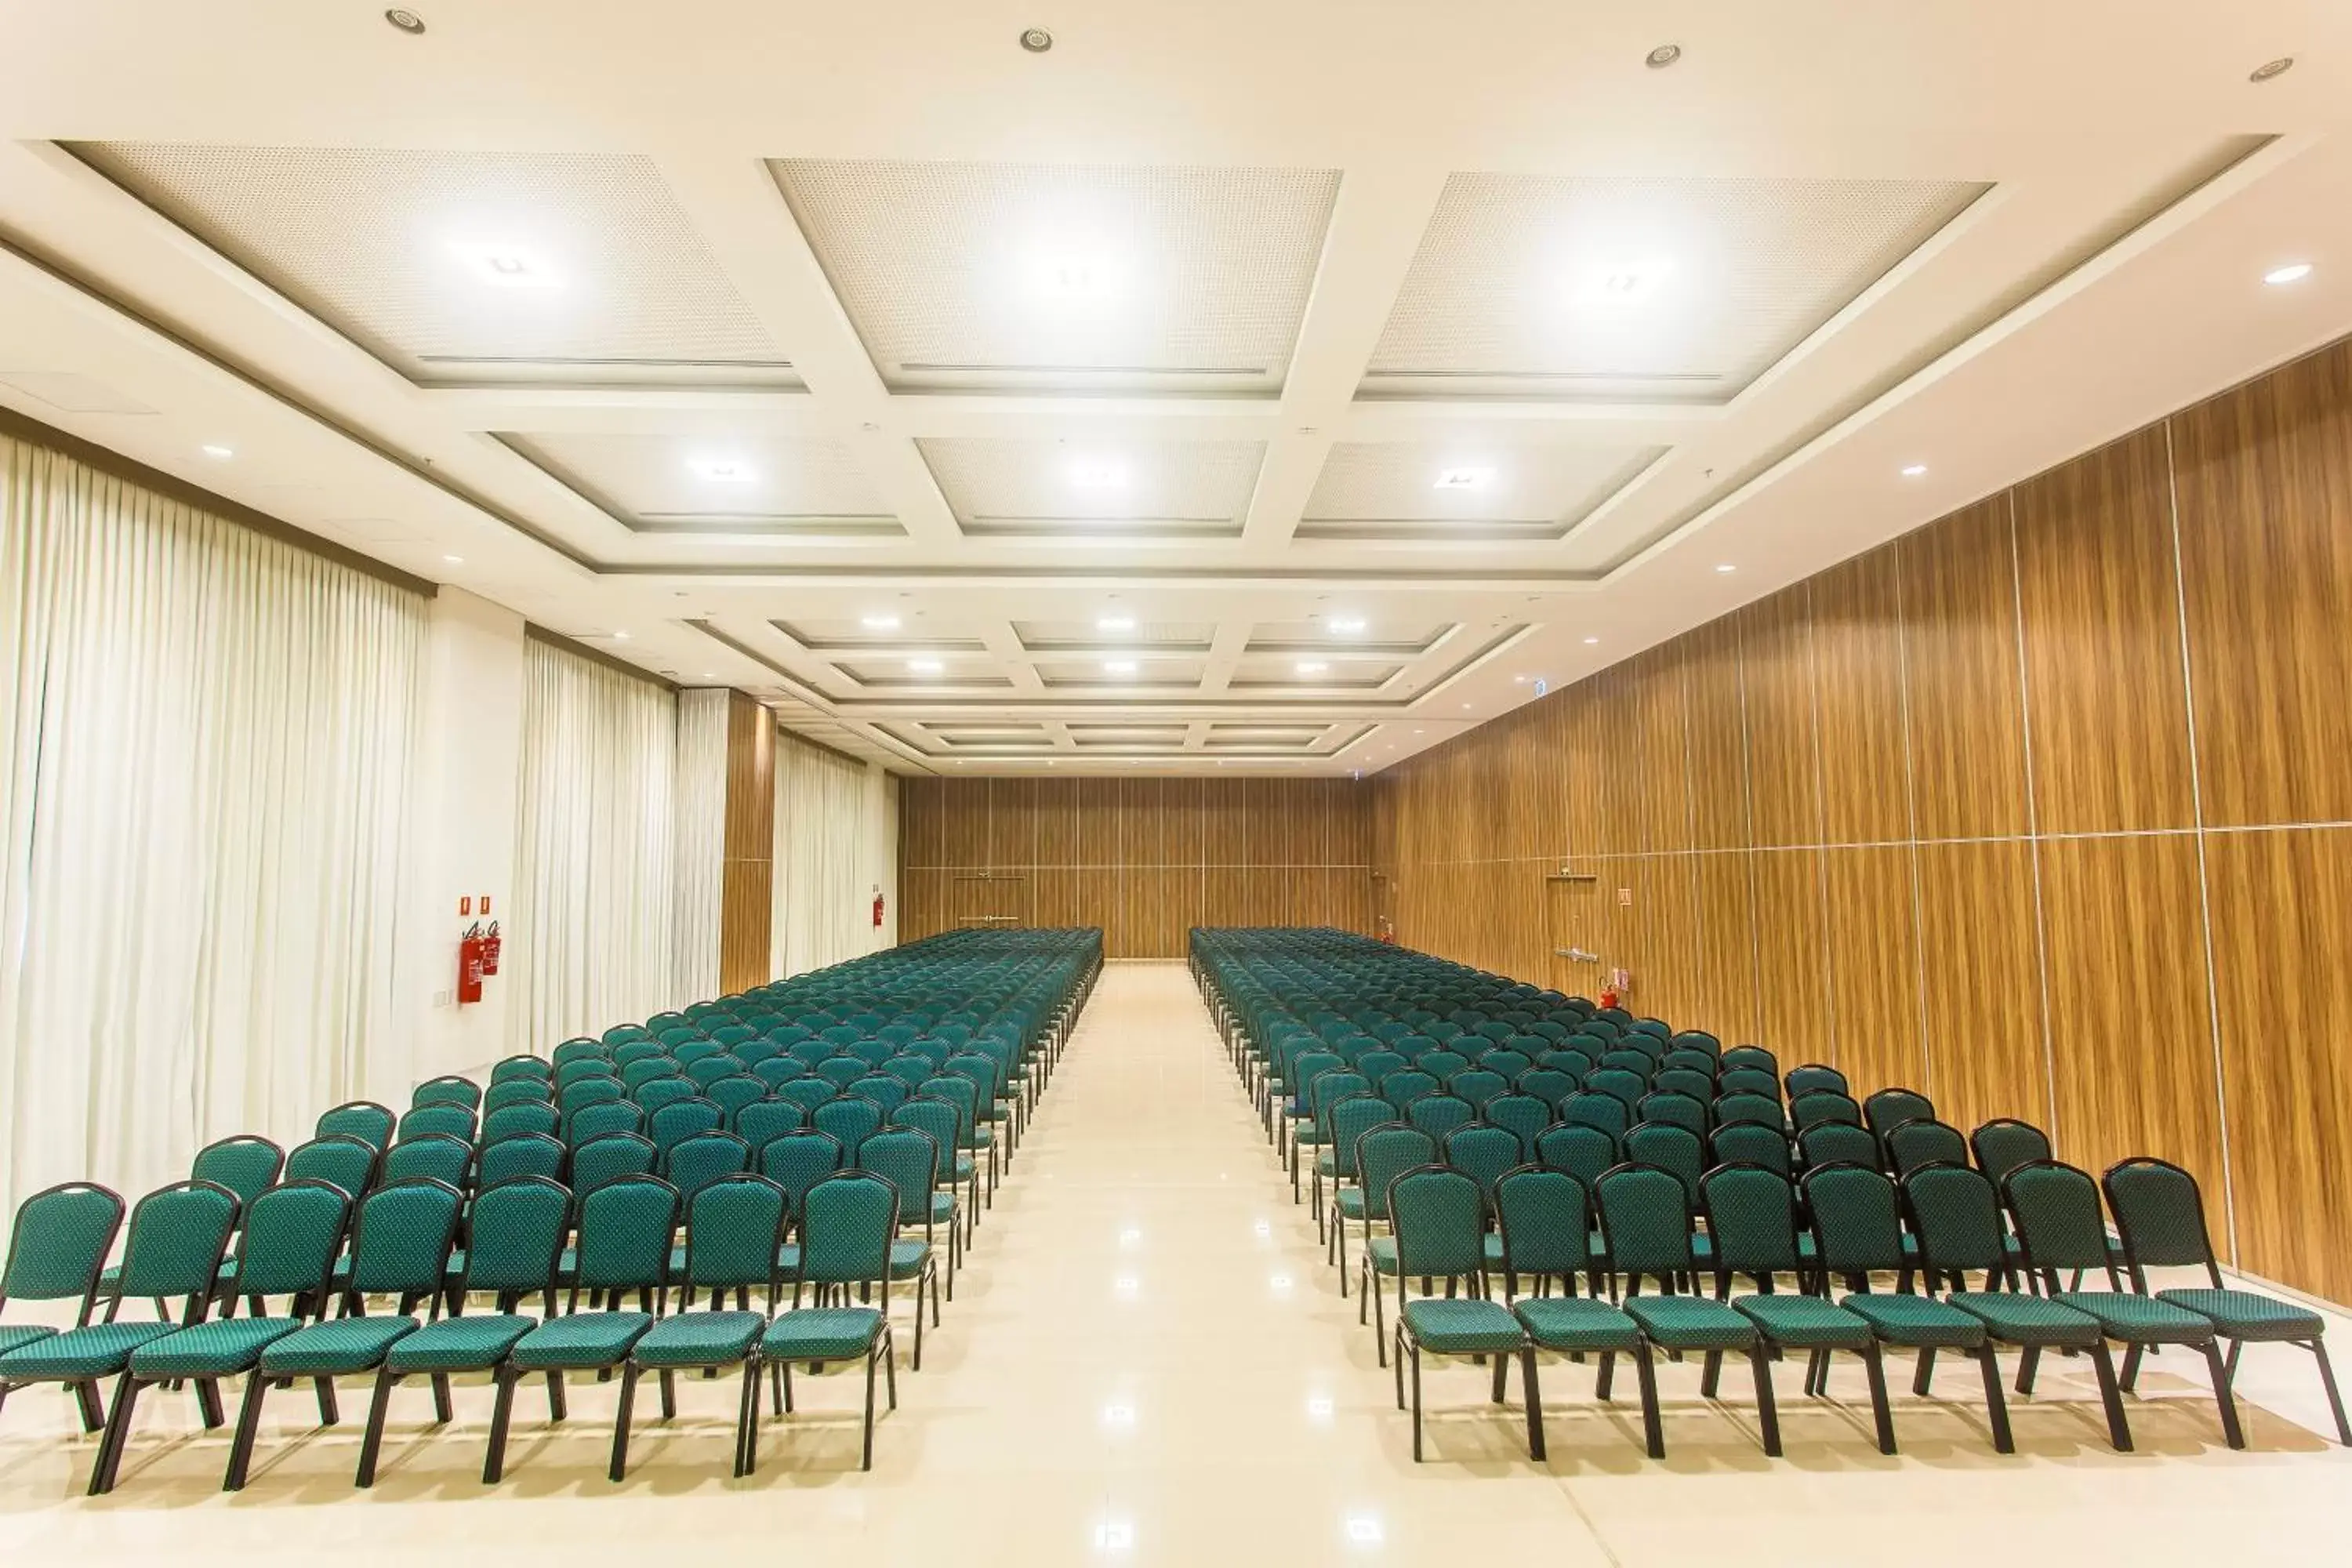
2;960;2350;1566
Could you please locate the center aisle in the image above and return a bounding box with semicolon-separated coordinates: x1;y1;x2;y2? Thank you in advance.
884;958;1613;1563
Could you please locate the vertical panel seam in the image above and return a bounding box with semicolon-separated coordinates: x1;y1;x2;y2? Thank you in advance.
1735;611;1765;1044
1802;582;1838;1068
2009;489;2063;1140
2165;415;2239;1260
1893;552;1933;1092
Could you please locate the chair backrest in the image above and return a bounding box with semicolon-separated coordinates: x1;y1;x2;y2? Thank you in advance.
1482;1093;1551;1159
1784;1063;1849;1100
734;1098;806;1152
1863;1087;1936;1139
648;1097;725;1159
1494;1167;1588;1279
1514;1068;1574;1108
412;1075;482;1110
477;1132;567;1189
666;1132;753;1202
223;1179;351;1303
848;1074;910;1113
571;1174;677;1296
561;1077;627;1118
493;1054;556;1083
1886;1118;1970;1177
1377;1069;1439;1108
888;1098;961;1171
856;1128;941;1227
775;1076;838;1113
634;1077;699;1113
1791;1091;1864;1131
1653;1064;1715;1102
0;1181;122;1318
683;1174;788;1298
1386;1166;1488;1290
484;1078;554;1113
1901;1163;2007;1279
571;1132;658;1194
482;1101;561;1145
1717;1068;1781;1102
191;1134;285;1208
1635;1091;1708;1138
1709;1121;1791;1178
1353;1125;1439;1221
343;1178;464;1304
1560;1091;1629;1139
1417;1049;1471;1083
397;1103;477;1142
1699;1163;1802;1283
1713;1089;1788;1128
1587;1067;1646;1109
794;1171;897;1295
1478;1048;1534;1080
812;1094;885;1152
109;1180;241;1313
1535;1123;1617;1188
566;1098;647;1145
761;1130;848;1218
1442;1123;1521;1207
1801;1163;1908;1279
1406;1093;1475;1142
1624;1120;1704;1199
1720;1045;1777;1077
283;1135;378;1198
315;1100;396;1151
1326;1096;1396;1181
1798;1121;1880;1172
2002;1160;2121;1285
815;1055;869;1090
2101;1156;2224;1288
379;1132;474;1189
1593;1164;1697;1284
1970;1118;2054;1185
685;1054;746;1088
458;1175;572;1298
1447;1069;1509;1109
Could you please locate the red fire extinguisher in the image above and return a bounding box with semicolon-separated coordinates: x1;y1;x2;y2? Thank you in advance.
872;888;885;929
458;924;486;1005
481;920;502;976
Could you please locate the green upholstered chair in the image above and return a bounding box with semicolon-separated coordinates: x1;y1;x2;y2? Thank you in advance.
1970;1119;2053;1186
1494;1167;1655;1454
356;1175;572;1486
1886;1119;1971;1178
1791;1091;1864;1134
1385;1167;1541;1462
1561;1091;1629;1140
705;1074;770;1128
89;1180;351;1494
891;1097;976;1251
482;1078;554;1114
1346;1125;1439;1350
1593;1164;1780;1457
747;1171;901;1475
1700;1163;1893;1454
609;1174;786;1481
232;1178;465;1487
1863;1087;1936;1144
476;1133;566;1192
397;1103;477;1143
316;1100;396;1151
0;1181;124;1428
412;1076;483;1111
2104;1156;2350;1445
1798;1121;1880;1173
1784;1063;1847;1100
281;1137;379;1203
380;1132;473;1192
492;1054;555;1084
858;1128;949;1339
665;1132;753;1207
1317;1096;1397;1271
191;1136;285;1210
564;1098;644;1147
0;1181;239;1453
811;1094;885;1156
1901;1164;2125;1449
1709;1122;1792;1178
2003;1160;2239;1448
569;1132;656;1196
481;1102;560;1146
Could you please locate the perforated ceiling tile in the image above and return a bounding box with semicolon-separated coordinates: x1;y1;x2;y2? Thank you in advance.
1298;440;1664;539
920;438;1263;537
1364;173;1987;402
500;431;895;534
771;159;1339;393
73;144;791;387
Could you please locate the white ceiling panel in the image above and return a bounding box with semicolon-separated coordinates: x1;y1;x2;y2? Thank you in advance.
1015;619;1215;651
775;617;988;651
1363;173;1988;401
499;430;895;535
1299;441;1665;539
771;159;1340;393
920;437;1263;537
71;144;792;387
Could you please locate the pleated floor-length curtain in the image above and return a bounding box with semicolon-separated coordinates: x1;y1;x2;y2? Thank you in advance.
771;731;873;977
670;688;726;1006
507;637;681;1054
0;432;425;1221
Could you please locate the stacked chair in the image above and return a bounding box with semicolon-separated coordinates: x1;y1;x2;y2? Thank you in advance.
0;927;1102;1492
1192;925;2349;1465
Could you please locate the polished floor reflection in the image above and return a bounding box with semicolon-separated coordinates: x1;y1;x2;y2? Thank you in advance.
2;960;2349;1565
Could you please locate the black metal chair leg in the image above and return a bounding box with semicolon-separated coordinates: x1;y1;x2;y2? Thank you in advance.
545;1369;566;1421
354;1368;398;1487
733;1360;760;1479
658;1367;677;1420
430;1372;453;1425
861;1351;878;1471
1699;1348;1722;1399
74;1380;105;1433
1522;1347;1546;1461
1860;1343;1896;1454
2119;1341;2145;1392
1976;1347;2014;1454
223;1369;270;1491
2310;1338;2352;1445
195;1377;225;1429
2015;1345;2041;1396
1409;1341;1425;1462
85;1373;141;1496
1912;1345;1936;1397
1595;1349;1616;1401
2200;1341;2245;1450
1633;1342;1664;1458
2087;1341;2132;1451
1750;1345;1781;1457
314;1377;339;1425
482;1365;517;1483
608;1363;638;1483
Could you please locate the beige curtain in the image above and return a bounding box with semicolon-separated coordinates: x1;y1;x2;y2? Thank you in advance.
0;432;425;1220
671;688;727;1004
772;731;893;976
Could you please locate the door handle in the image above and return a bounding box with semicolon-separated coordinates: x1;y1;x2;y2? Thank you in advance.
1555;946;1599;963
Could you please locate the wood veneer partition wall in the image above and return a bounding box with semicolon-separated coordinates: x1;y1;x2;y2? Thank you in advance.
1376;334;2352;1305
717;692;775;993
898;776;1374;957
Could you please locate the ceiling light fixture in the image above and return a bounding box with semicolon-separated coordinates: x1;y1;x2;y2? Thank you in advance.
1716;563;1736;574
1098;614;1137;632
2249;56;2293;82
446;240;561;289
2264;262;2314;285
612;631;630;641
443;554;463;564
1584;635;1599;645
908;658;944;675
1646;42;1682;68
1103;659;1138;675
1327;615;1367;633
384;8;426;34
1069;459;1129;490
201;444;234;459
1020;26;1054;53
1297;661;1329;676
861;613;902;630
1900;463;1929;477
688;456;756;483
1433;467;1493;491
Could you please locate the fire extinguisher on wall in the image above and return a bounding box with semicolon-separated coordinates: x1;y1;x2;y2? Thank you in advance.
478;895;500;976
872;885;885;930
457;924;486;1005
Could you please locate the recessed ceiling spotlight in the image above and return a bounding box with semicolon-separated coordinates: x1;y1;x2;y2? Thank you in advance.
1513;674;1528;684
384;8;426;34
2264;262;2314;285
688;456;755;483
443;554;463;564
1461;702;1472;710
702;672;715;679
612;630;631;641
201;444;234;459
1327;615;1367;633
1103;659;1138;675
1433;467;1494;491
1098;614;1137;632
1716;563;1736;573
1297;661;1329;676
1020;26;1054;53
1583;635;1599;645
446;240;561;289
1574;264;1664;308
861;613;902;630
2249;56;2293;82
908;658;944;675
1069;459;1129;490
1646;42;1682;68
1900;463;1929;477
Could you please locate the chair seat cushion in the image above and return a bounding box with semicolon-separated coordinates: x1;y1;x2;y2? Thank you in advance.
1367;1237;1399;1275
888;1240;932;1279
1840;1293;1987;1348
760;1307;884;1362
2159;1287;2325;1343
260;1316;420;1374
130;1316;304;1376
1336;1191;1369;1221
510;1312;653;1369
1733;1294;1873;1350
634;1310;763;1367
1623;1295;1758;1351
1400;1298;1526;1356
385;1315;537;1373
1515;1298;1641;1352
2055;1291;2214;1344
0;1325;56;1359
0;1321;180;1379
1951;1291;2101;1347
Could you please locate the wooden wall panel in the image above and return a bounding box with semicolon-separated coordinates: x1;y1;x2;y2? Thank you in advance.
1739;590;1822;848
1821;846;1924;1091
1751;849;1831;1065
1034;777;1079;862
940;781;989;869
1076;786;1120;867
719;862;772;993
1811;546;1911;845
1030;868;1087;932
1684;618;1751;851
1631;648;1692;855
2015;426;2195;834
1915;840;2049;1134
1202;779;1248;865
1688;852;1761;1044
1163;777;1205;865
719;692;777;992
989;777;1037;873
2205;827;2352;1300
1899;499;2029;840
2174;342;2352;827
2038;836;2223;1197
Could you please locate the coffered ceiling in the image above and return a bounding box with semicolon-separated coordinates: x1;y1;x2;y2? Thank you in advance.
2;4;2350;773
